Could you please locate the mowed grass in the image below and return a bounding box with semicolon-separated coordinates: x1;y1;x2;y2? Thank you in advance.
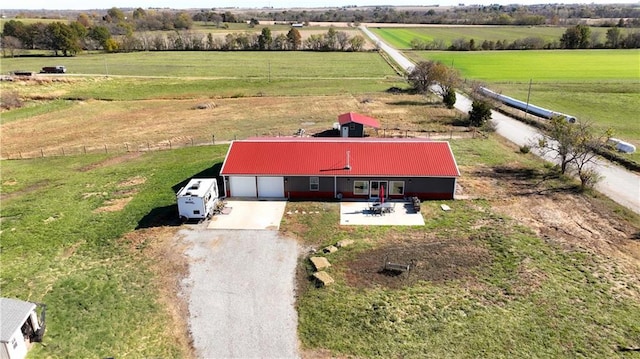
290;136;640;358
0;51;404;102
372;26;631;49
0;145;229;358
1;51;394;78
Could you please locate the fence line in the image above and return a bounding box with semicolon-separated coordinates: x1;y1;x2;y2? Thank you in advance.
1;129;481;160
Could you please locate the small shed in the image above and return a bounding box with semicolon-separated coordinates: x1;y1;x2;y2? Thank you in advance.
338;112;381;138
0;298;45;359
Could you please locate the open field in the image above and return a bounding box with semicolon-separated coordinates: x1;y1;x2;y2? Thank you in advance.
0;92;458;159
0;51;393;78
408;50;640;82
371;26;634;49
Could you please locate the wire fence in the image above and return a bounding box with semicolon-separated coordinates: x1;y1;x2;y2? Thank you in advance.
1;129;483;160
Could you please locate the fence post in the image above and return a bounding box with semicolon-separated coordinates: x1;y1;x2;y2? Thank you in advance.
83;146;87;154
125;143;129;152
191;138;194;146
41;149;44;158
450;129;453;139
169;140;172;149
212;134;215;145
61;147;65;156
104;144;108;153
234;135;237;141
147;142;150;151
19;152;22;159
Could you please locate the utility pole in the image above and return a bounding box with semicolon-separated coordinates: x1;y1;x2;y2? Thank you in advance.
524;78;532;119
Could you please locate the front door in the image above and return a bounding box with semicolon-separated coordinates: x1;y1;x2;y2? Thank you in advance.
370;181;387;200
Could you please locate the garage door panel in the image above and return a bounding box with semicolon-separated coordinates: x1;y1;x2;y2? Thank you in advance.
229;176;257;197
257;177;284;198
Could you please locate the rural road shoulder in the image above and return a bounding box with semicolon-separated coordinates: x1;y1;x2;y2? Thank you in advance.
180;227;300;358
361;26;640;214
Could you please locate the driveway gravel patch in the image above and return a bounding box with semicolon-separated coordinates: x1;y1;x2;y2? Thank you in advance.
180;227;300;358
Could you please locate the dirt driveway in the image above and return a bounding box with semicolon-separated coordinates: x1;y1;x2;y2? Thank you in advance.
179;224;300;358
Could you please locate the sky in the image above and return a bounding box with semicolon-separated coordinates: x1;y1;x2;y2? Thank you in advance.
6;0;640;10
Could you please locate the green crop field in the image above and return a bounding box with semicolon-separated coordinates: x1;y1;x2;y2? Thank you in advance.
408;49;639;82
371;26;630;49
408;49;640;162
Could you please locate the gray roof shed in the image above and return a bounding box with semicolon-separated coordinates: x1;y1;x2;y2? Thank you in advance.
0;298;36;343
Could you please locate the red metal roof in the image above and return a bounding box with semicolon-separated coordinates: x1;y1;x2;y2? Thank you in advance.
221;138;459;177
338;112;381;128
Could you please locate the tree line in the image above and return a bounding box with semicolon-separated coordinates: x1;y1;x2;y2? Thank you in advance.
1;15;365;56
255;4;640;27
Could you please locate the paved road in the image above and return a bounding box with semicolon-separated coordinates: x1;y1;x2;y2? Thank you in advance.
361;26;640;214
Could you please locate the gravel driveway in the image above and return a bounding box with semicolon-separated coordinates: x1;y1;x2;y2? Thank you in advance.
180;226;300;358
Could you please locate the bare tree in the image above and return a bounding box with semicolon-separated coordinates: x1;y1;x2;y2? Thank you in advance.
534;117;610;190
1;36;22;57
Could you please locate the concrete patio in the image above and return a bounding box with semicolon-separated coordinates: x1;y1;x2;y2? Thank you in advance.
339;201;425;226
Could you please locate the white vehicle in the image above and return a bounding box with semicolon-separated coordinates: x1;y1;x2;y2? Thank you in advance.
176;178;219;220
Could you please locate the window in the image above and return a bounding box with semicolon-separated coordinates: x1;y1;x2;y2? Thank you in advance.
390;181;405;195
353;181;369;195
310;177;319;191
349;123;355;130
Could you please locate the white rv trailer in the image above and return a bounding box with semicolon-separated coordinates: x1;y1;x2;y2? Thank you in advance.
176;178;219;220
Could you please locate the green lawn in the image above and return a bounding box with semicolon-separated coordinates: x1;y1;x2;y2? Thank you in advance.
1;145;229;358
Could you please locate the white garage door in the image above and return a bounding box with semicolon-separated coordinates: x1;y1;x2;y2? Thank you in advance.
257;176;285;198
229;176;257;197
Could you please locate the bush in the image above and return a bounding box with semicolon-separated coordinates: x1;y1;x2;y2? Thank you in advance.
0;90;23;110
519;145;531;154
443;89;456;109
468;100;492;127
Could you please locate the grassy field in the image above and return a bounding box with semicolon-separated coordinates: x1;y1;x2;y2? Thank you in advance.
0;52;403;103
1;51;394;78
371;26;632;49
0;146;228;357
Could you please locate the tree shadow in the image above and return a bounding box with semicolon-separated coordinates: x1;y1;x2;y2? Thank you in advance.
136;162;224;229
475;165;579;196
